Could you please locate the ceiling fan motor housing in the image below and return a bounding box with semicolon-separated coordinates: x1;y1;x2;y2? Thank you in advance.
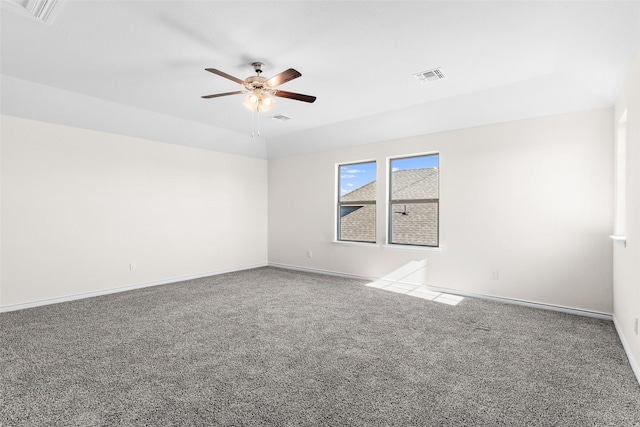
245;75;269;92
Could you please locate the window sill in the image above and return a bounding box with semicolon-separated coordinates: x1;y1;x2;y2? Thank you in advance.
330;241;443;251
331;240;380;248
610;235;627;247
382;244;442;252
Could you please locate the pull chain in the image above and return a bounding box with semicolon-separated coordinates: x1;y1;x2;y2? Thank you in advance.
251;107;255;138
250;105;262;138
257;107;261;137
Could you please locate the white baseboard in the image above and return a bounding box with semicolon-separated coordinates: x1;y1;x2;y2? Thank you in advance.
613;315;640;386
0;263;268;313
270;262;378;282
268;263;613;321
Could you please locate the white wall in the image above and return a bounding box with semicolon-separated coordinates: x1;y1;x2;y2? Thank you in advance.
269;108;614;314
613;54;640;379
0;115;268;309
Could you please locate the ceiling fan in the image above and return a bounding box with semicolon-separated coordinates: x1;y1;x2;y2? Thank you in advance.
202;62;317;113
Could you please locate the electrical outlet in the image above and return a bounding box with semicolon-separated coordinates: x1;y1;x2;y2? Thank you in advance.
307;250;313;258
489;270;499;280
206;252;214;262
129;262;136;271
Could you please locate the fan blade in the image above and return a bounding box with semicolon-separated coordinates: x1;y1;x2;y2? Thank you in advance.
201;91;244;99
265;68;301;87
205;68;245;85
273;90;317;103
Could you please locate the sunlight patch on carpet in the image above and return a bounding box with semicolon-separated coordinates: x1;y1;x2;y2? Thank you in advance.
365;281;464;306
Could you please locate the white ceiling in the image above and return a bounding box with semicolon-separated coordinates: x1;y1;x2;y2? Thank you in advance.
2;0;639;159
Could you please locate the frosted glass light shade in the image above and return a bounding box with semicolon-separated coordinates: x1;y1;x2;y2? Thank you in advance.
243;91;275;112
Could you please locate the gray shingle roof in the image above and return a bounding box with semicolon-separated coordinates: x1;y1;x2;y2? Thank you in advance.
341;181;376;202
339;205;376;242
341;168;438;202
391;168;439;200
339;168;439;245
390;202;438;246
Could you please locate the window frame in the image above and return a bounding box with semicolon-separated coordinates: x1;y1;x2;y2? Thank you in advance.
614;110;627;237
336;160;377;243
387;153;440;248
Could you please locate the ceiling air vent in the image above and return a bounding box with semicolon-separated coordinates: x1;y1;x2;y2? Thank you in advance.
413;68;446;84
3;0;62;23
271;114;291;122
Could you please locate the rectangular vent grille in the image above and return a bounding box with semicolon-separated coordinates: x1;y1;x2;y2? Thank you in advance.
30;0;59;22
413;68;446;84
271;114;291;121
4;0;61;23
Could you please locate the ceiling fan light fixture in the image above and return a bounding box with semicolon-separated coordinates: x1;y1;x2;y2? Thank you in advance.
243;93;258;107
243;91;275;112
259;95;275;112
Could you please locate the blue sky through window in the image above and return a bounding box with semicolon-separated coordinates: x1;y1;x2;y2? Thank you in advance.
340;155;438;197
340;162;376;197
391;154;439;172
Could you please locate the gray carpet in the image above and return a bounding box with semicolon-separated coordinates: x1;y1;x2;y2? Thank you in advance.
1;267;639;426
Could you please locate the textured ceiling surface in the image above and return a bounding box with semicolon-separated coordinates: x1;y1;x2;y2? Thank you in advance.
2;1;639;158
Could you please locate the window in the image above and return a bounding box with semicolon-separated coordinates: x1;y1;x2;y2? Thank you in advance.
389;154;439;247
614;110;627;237
337;161;377;243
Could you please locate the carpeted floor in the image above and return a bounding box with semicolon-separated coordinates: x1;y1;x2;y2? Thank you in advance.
1;267;639;426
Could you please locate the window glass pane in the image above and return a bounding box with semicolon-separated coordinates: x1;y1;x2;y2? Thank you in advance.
389;154;439;246
390;155;439;200
390;202;438;246
614;111;627;235
338;161;376;242
340;205;376;242
339;162;377;202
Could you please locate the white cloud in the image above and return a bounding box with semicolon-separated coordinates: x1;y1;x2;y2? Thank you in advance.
341;174;356;179
392;167;399;172
346;168;364;174
346;183;354;187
